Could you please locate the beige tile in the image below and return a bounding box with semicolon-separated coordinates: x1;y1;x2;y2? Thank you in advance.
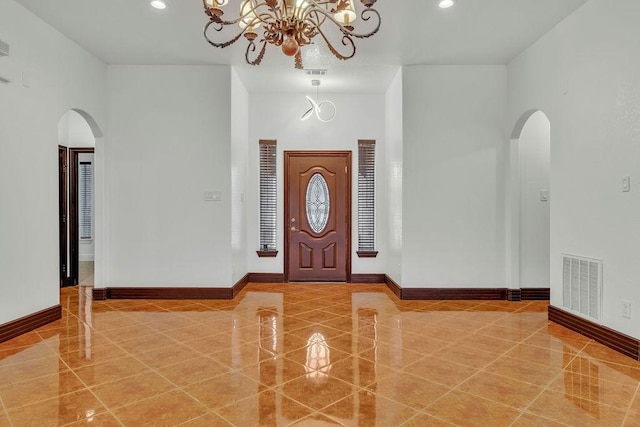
484;355;563;385
458;371;544;409
0;369;85;410
282;375;356;411
288;412;347;426
6;389;107;427
323;391;419;427
112;389;208;426
0;409;9;427
407;355;478;387
73;355;150;387
425;390;522;426
368;372;451;410
155;355;230;387
65;412;122;426
547;372;639;410
218;389;315;426
401;413;456;426
431;344;501;370
135;342;197;369
177;412;233;426
91;370;176;409
526;389;627;426
0;354;64;385
510;412;568;426
183;371;262;410
359;342;425;369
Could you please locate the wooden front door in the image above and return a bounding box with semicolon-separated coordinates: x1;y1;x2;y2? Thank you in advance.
285;151;351;282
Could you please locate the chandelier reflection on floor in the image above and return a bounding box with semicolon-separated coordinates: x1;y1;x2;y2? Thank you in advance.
202;0;382;69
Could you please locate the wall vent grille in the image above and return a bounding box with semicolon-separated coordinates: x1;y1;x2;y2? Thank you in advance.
562;254;602;322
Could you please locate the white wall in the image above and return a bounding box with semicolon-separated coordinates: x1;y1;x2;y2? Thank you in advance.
105;66;232;288
246;91;387;276
385;69;403;284
0;0;106;325
58;110;96;148
518;112;550;287
509;0;640;338
402;65;508;287
231;68;249;283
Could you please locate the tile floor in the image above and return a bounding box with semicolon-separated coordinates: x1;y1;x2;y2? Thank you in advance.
0;283;639;426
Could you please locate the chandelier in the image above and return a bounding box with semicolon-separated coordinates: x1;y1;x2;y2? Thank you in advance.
202;0;381;69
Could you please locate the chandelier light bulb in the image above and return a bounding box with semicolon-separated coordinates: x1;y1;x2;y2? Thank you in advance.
439;0;455;8
334;1;357;26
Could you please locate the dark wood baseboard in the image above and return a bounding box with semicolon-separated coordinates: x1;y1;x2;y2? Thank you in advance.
93;288;108;300
548;305;640;361
248;273;285;283
401;287;508;300
0;305;62;344
384;275;402;299
507;289;522;302
352;274;385;284
95;287;234;300
232;274;249;298
521;288;550;300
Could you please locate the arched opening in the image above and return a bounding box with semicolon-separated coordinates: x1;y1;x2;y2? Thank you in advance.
508;110;551;292
58;109;102;288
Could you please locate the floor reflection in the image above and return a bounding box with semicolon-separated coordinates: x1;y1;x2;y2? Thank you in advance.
0;283;639;426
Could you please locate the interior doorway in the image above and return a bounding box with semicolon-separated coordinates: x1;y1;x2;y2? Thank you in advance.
284;151;352;282
509;110;551;290
58;110;97;287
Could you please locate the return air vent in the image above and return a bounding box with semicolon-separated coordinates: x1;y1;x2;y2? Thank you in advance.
562;254;602;322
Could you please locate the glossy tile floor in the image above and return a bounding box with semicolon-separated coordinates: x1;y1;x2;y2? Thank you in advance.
1;284;639;426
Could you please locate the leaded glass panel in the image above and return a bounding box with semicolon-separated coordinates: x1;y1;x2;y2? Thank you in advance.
306;173;330;234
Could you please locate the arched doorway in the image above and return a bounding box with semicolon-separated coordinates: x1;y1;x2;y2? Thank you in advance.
508;110;551;294
58;109;103;287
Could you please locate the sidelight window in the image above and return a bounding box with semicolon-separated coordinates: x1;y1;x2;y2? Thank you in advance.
357;140;377;257
258;140;278;256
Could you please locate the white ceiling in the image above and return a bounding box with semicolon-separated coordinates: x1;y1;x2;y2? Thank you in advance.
14;0;589;93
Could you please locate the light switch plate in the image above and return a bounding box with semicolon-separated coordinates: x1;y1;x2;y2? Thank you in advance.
622;176;630;192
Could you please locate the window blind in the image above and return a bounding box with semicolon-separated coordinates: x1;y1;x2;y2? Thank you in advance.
358;140;376;253
79;161;93;240
259;140;277;252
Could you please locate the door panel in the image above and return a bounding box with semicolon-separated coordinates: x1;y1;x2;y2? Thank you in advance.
285;152;351;282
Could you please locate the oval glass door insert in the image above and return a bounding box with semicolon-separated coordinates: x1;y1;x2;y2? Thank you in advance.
306;173;330;234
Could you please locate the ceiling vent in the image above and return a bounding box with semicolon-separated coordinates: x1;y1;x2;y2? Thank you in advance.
0;40;9;57
305;69;327;76
562;254;602;322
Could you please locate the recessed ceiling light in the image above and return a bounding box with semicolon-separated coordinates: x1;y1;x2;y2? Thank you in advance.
439;0;455;8
150;0;167;10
